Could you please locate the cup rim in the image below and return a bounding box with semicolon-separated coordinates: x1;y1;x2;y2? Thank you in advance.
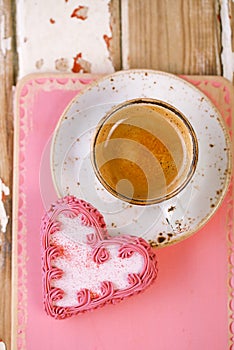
91;97;199;206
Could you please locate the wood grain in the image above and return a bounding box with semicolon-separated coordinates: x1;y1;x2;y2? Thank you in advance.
109;0;122;70
230;0;234;51
123;0;222;75
0;0;16;349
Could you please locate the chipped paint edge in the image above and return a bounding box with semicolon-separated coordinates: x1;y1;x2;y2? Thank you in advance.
0;9;12;57
0;341;6;350
15;1;115;78
0;178;9;233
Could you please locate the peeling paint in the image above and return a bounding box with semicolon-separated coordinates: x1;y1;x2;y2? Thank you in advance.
71;6;88;20
17;0;114;77
0;13;12;56
71;52;91;73
103;34;112;50
0;341;6;350
55;57;69;71
220;0;233;81
0;178;9;233
35;58;44;69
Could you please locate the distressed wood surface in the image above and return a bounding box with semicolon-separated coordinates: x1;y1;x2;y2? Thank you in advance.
108;0;122;71
0;1;15;349
232;0;234;51
231;0;234;81
0;0;234;349
16;0;121;78
122;0;222;75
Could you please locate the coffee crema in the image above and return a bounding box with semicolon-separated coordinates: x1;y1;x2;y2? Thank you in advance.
91;99;198;205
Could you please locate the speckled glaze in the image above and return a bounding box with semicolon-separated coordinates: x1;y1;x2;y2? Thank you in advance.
51;70;232;247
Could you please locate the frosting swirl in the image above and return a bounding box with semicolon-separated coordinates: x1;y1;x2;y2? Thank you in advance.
41;196;158;319
93;246;110;264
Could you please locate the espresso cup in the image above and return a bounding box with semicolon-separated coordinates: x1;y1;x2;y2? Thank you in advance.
91;98;198;205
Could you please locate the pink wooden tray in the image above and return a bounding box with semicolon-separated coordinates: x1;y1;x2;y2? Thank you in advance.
12;74;234;350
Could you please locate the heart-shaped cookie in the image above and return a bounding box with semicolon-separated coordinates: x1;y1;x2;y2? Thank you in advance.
41;196;158;319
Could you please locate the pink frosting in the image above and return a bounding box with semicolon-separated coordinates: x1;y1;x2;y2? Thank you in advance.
41;196;158;319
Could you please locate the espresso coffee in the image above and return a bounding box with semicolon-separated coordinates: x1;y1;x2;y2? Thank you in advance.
92;99;197;205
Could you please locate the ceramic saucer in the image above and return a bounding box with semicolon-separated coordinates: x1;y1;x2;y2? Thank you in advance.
51;70;231;247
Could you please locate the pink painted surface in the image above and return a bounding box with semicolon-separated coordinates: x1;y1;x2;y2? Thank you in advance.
14;74;234;350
